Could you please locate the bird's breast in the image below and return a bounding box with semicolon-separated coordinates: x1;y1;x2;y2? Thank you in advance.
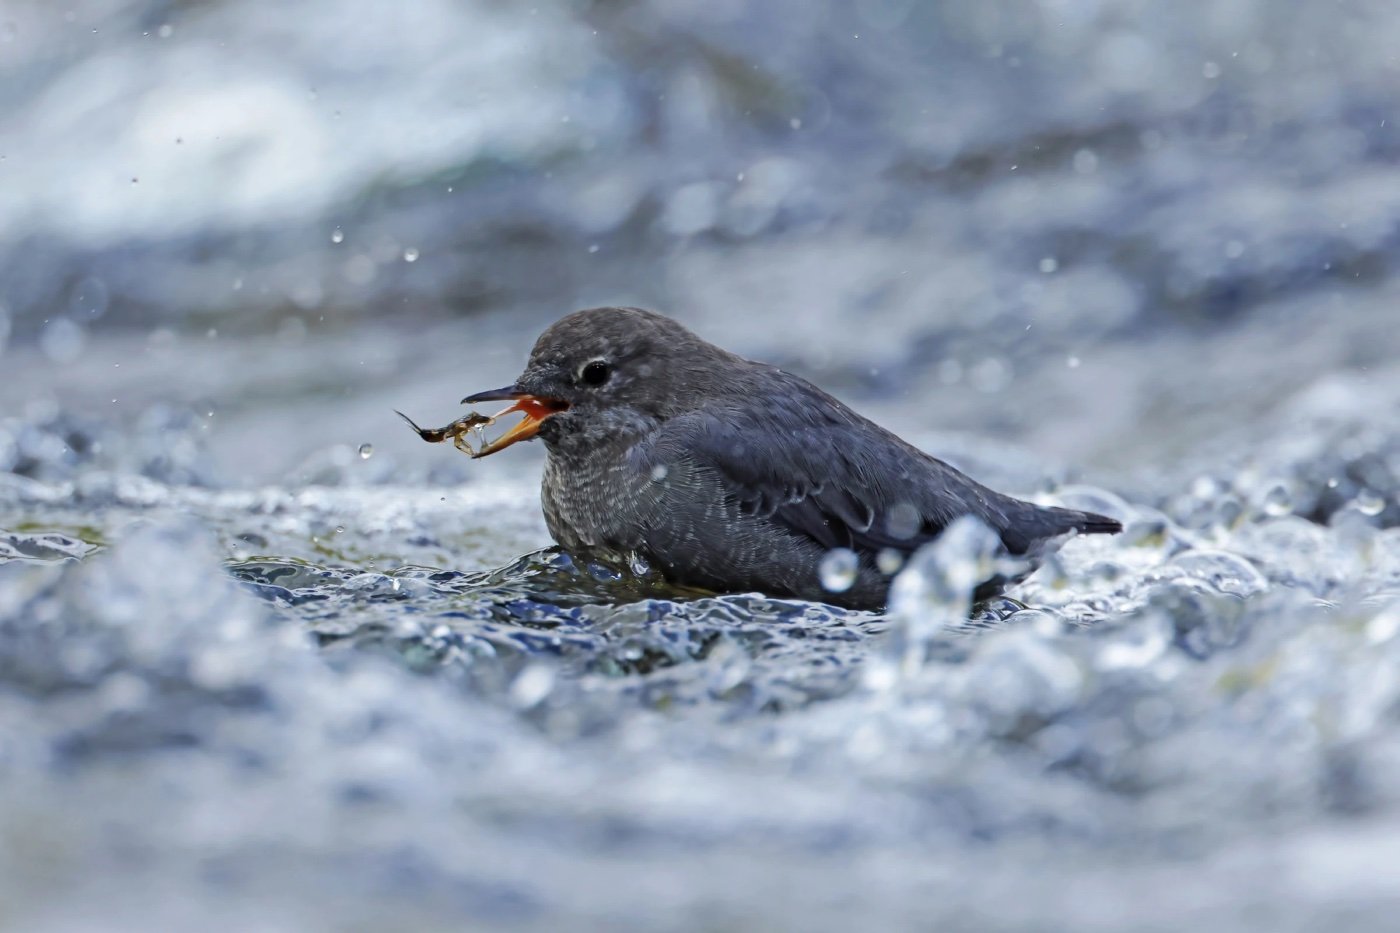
541;450;648;553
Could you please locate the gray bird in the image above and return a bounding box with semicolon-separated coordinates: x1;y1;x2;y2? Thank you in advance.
451;307;1121;610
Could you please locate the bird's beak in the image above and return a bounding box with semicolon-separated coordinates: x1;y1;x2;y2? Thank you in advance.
460;385;568;457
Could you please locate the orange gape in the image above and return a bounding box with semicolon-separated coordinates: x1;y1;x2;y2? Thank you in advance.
475;397;570;458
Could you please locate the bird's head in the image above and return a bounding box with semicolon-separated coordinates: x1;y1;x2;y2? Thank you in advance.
461;307;744;456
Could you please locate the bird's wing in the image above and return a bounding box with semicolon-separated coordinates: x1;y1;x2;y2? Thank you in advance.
629;388;1018;557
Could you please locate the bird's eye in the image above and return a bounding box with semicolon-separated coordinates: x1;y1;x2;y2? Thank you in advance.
580;360;611;387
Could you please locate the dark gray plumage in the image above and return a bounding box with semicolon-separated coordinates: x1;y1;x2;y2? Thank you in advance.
460;307;1121;610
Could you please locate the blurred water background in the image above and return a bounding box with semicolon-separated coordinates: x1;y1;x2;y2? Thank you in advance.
3;0;1400;930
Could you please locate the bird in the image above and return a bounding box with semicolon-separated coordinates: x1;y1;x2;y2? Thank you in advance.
449;306;1121;610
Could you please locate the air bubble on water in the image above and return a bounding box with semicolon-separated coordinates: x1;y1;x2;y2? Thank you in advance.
1170;549;1268;598
331;227;344;244
403;248;419;262
357;443;374;460
628;552;652;577
334;526;345;535
650;464;669;482
1327;477;1339;488
1354;490;1386;516
819;548;859;592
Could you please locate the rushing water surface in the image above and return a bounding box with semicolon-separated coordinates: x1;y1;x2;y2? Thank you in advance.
5;0;1400;930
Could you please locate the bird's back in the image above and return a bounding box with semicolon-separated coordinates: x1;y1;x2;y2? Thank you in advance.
545;363;1120;609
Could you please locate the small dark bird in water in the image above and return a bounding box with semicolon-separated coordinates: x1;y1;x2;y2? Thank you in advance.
448;307;1121;610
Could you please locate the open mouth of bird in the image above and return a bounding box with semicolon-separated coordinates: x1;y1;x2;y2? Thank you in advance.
471;396;570;457
397;391;569;459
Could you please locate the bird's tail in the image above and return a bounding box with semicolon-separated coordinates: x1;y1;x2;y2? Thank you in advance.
996;502;1122;556
1033;505;1123;537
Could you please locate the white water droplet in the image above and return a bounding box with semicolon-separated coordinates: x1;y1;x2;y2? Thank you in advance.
1355;490;1386;516
357;443;374;460
334;526;345;534
403;247;419;262
1039;257;1058;274
650;464;669;482
1259;482;1293;517
819;548;859;592
331;227;344;244
876;548;905;575
510;665;555;709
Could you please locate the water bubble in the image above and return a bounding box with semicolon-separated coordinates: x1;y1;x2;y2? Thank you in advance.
334;526;345;535
403;248;419;263
876;548;905;575
875;517;1012;683
819;548;859;592
1354;490;1386;516
331;227;344;244
885;502;921;540
1169;549;1268;598
1039;257;1058;274
1259;481;1293;517
650;464;669;482
357;443;374;460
